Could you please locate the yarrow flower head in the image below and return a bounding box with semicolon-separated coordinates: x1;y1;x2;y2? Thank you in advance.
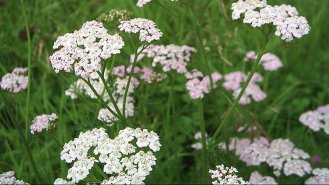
249;171;277;184
227;137;311;177
30;113;58;134
49;20;124;78
0;171;29;185
119;18;163;43
135;44;196;74
231;0;310;42
0;67;28;93
231;0;267;20
57;127;161;184
209;164;249;184
305;168;329;184
299;104;329;135
245;51;283;71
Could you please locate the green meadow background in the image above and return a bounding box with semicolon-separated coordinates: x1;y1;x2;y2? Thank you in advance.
0;0;329;184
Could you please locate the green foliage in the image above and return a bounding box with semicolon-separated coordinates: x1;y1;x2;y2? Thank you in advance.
0;0;329;184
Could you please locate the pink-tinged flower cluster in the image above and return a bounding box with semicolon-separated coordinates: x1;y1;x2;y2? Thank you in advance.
49;20;124;78
245;51;283;71
226;137;311;177
223;71;266;104
112;65;166;84
30;113;58;134
299;104;329;135
0;67;28;93
249;171;277;185
135;44;196;74
119;18;163;43
305;168;329;184
232;0;310;42
186;71;222;99
133;44;221;99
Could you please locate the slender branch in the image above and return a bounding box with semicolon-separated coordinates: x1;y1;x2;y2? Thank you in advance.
96;71;126;124
197;99;209;184
21;0;32;138
122;44;149;118
80;77;122;121
191;6;214;88
7;106;41;182
211;49;266;140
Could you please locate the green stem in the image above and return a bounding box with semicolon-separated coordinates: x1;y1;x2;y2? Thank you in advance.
96;71;126;124
191;7;214;89
197;99;208;184
21;0;32;138
7;106;41;182
122;44;149;118
211;50;266;140
80;77;122;122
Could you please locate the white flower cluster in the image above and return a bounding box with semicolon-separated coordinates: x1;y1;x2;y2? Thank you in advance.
0;67;28;93
50;20;124;78
136;44;196;74
232;0;310;42
305;168;329;184
223;71;267;105
137;0;177;8
56;127;161;184
245;51;283;71
209;164;249;184
227;137;312;177
30;113;58;134
299;104;329;135
249;171;277;185
119;18;163;43
0;171;29;185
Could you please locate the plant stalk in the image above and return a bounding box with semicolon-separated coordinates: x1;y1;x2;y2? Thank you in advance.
21;0;32;138
211;50;265;140
122;44;149;118
197;99;208;184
